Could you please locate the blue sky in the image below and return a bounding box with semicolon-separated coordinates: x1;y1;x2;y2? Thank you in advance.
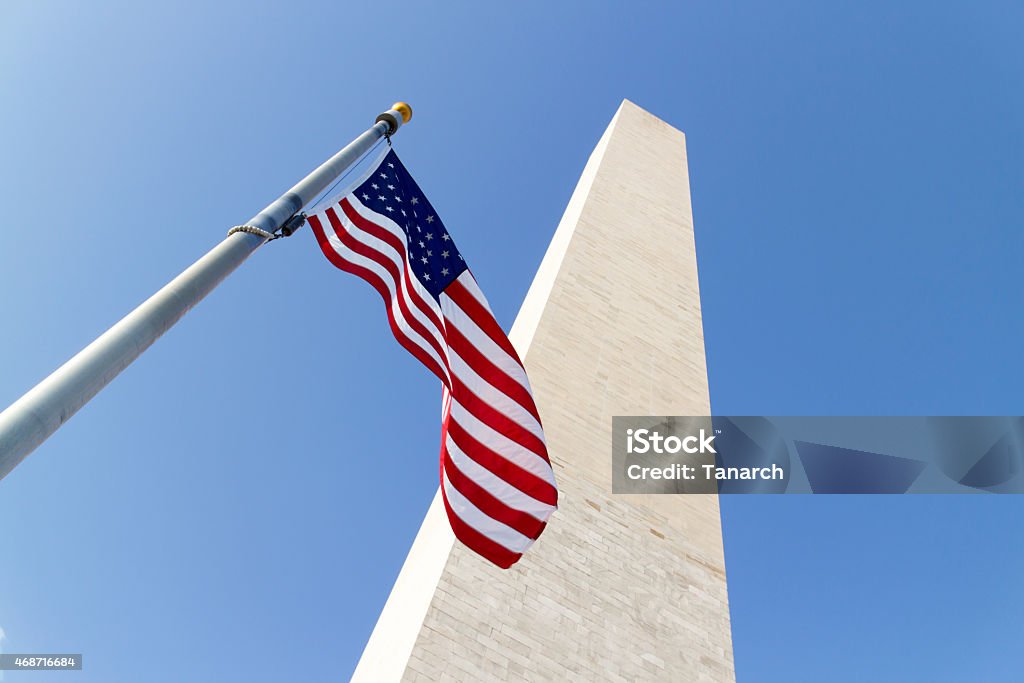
1;1;1022;681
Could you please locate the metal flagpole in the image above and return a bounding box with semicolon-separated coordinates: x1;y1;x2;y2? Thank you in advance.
0;102;414;481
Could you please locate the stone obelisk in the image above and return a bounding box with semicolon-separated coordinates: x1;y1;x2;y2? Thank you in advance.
352;100;734;682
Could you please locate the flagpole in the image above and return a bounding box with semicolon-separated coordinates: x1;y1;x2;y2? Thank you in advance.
0;102;413;482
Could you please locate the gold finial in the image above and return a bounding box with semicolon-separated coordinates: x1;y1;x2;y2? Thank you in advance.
391;102;413;124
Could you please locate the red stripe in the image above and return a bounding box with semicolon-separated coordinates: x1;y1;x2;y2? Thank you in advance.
451;375;549;462
339;199;448;338
337;201;450;366
442;444;546;540
401;261;449;348
445;278;525;367
439;391;526;568
441;486;523;569
309;214;449;385
445;323;541;425
445;419;558;506
326;208;451;377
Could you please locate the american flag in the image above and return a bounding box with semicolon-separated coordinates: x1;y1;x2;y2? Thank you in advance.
308;149;558;568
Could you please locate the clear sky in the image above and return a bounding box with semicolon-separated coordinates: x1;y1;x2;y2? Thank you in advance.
1;1;1022;681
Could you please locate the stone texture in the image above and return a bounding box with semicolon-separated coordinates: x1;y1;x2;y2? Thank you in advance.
358;100;734;682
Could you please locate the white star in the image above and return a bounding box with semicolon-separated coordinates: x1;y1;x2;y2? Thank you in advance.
410;197;419;205
401;209;407;216
387;162;394;168
416;225;422;233
458;254;464;261
387;184;395;191
378;195;386;201
419;240;425;248
361;193;370;200
421;256;428;264
372;183;379;190
379;172;387;179
441;267;449;276
385;206;394;212
427;250;433;257
423;273;431;281
441;250;449;258
425;233;433;241
426;215;435;223
394;195;402;203
441;233;451;241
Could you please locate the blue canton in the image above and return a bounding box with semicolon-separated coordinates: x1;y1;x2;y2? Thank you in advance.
353;150;466;299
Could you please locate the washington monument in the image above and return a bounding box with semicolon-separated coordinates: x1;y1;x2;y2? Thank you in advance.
351;100;735;681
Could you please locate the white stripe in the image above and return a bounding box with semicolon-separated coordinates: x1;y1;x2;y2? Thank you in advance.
448;399;556;486
445;436;555;523
441;385;452;421
443;472;533;554
448;349;545;442
456;271;496;313
321;219;449;379
440;295;532;394
333;203;449;355
347;196;446;323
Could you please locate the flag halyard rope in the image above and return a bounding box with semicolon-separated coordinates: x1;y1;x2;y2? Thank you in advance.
227;224;279;240
227;212;306;242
